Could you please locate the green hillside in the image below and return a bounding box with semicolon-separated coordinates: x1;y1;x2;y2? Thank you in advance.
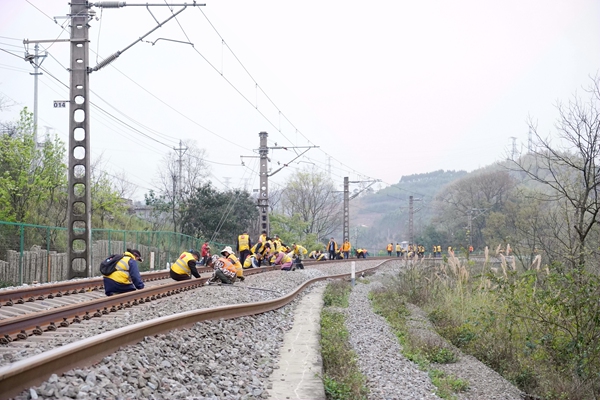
351;170;467;249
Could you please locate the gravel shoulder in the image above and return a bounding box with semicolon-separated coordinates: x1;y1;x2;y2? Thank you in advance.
345;261;524;400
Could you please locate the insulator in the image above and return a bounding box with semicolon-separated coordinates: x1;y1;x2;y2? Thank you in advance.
95;2;126;8
93;51;121;72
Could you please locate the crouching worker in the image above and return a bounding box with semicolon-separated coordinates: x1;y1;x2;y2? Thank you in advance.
103;249;145;296
220;246;245;281
170;250;201;281
272;250;294;271
206;255;238;285
243;253;261;269
291;243;307;269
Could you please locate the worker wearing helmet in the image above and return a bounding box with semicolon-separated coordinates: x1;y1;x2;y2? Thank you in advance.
170;250;201;281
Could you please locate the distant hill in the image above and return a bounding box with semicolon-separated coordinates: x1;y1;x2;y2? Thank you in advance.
351;170;467;249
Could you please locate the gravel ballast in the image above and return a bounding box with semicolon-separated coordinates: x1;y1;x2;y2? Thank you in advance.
6;259;524;399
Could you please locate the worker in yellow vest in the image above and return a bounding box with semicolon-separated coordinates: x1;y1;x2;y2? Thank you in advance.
170;250;201;281
103;249;145;296
243;253;261;269
237;231;252;264
386;243;393;256
272;250;294;271
291;243;308;269
316;250;327;261
257;230;267;244
341;240;352;259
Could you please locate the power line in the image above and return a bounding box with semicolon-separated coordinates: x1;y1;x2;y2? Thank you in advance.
194;9;380;183
0;48;25;59
19;2;380;187
0;36;23;41
25;0;56;23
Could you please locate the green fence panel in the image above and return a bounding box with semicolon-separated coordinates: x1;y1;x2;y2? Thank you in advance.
0;221;226;285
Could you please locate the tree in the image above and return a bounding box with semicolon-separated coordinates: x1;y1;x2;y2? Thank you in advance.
179;182;258;244
276;167;341;242
269;213;321;250
89;156;129;228
511;76;600;270
433;168;516;250
154;140;210;232
0;108;67;223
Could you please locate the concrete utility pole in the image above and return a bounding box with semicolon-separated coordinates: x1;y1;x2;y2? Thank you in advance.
343;177;349;243
173;140;188;203
25;43;47;144
244;131;318;237
342;178;379;244
409;196;414;245
58;0;204;278
510;136;517;160
408;195;422;245
257;131;270;235
65;0;92;278
467;209;472;254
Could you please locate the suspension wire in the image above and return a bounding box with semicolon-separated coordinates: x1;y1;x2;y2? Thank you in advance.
209;160;257;242
192;9;380;182
24;1;379;184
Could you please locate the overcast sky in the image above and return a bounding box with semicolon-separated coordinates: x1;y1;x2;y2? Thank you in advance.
1;0;599;200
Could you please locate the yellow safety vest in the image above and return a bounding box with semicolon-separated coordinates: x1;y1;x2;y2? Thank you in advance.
106;255;133;284
227;254;244;277
293;245;307;256
243;256;257;269
238;234;250;251
171;252;195;276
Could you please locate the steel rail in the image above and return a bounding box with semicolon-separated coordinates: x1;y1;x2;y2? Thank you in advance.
0;257;387;305
0;266;278;343
0;259;389;399
0;270;169;305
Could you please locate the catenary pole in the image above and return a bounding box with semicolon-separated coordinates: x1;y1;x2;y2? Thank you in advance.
66;0;92;278
65;1;204;278
247;132;317;238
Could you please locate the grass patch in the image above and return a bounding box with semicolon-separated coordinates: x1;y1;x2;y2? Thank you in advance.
323;280;352;308
320;282;369;400
429;369;470;399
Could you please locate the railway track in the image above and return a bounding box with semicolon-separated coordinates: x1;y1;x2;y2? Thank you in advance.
0;258;388;399
0;257;387;344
